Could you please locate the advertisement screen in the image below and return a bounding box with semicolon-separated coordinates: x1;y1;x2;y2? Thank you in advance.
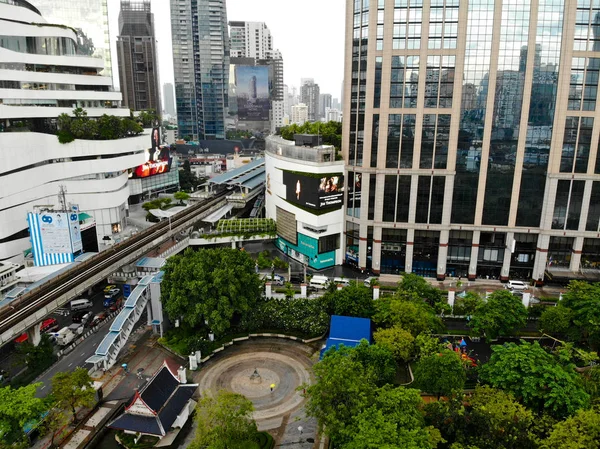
283;170;344;210
68;212;83;253
130;146;172;179
236;65;270;121
39;213;72;253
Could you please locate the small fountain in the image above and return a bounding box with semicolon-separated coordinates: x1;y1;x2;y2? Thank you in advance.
249;368;262;384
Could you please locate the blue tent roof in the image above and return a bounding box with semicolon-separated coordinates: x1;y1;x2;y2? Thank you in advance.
320;315;372;359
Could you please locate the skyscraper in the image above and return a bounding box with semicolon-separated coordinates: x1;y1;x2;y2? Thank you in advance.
319;93;332;120
300;80;320;122
171;0;230;140
343;0;600;283
116;0;161;112
163;83;176;117
229;21;273;59
31;0;113;78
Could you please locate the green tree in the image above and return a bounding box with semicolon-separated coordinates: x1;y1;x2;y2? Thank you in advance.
414;334;445;359
373;326;415;361
374;297;442;336
414;350;466;398
539;305;572;335
320;281;375;318
174;191;190;205
50;368;96;423
0;383;45;446
398;273;444;310
479;340;589;418
16;334;56;373
540;408;600;449
453;292;483;316
161;248;262;335
352;341;397;386
469;290;527;341
42;406;69;448
97;114;124;140
121;117;143;136
344;386;442;449
179;159;200;192
138;109;159;128
560;281;600;348
190;390;259;449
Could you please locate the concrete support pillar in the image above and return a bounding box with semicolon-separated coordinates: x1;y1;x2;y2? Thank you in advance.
468;231;480;281
373;285;380;300
26;323;41;347
437;230;449;281
570;236;584;273
500;232;514;281
146;301;152;326
300;283;307;298
448;289;455;312
359;223;368;271
405;229;415;273
532;234;550;281
522;290;531;308
265;282;272;298
231;240;236;249
372;226;382;275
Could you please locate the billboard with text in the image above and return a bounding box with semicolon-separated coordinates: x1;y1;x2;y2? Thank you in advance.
130;146;172;178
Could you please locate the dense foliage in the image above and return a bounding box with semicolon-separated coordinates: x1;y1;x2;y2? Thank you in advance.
414;350;466;398
469;290;528;341
57;108;142;143
320;281;375;318
278;121;342;150
50;367;96;423
0;383;45;446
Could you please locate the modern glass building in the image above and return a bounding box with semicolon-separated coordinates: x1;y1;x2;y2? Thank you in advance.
170;0;230;141
30;0;112;78
343;0;600;282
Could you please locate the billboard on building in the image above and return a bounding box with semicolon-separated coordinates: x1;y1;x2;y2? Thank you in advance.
236;65;270;121
130;146;172;178
283;170;344;210
28;211;83;266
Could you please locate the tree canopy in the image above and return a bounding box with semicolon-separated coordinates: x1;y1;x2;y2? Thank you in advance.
414;350;466;398
469;290;528;341
320;281;375;318
161;248;262;335
57;108;142;143
190;390;259;449
50;367;96;423
559;281;600;349
540;407;600;449
374;296;442;336
480;341;589;418
373;326;415;361
0;384;45;446
278;121;342;150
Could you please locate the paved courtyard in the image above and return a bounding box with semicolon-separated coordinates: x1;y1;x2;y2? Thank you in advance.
182;338;323;448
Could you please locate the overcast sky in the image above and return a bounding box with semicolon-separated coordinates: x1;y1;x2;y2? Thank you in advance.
107;0;346;103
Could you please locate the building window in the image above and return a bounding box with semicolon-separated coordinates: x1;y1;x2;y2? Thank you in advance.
413;230;439;277
382;175;411;222
415;176;445;224
381;228;407;274
419;114;450;169
424;55;455;108
345;221;360;265
385;114;415;169
548;237;574;268
574;0;600;51
428;0;459;50
582;238;600;269
390;56;419;108
374;57;383;108
392;0;423;50
569;57;600;111
586;181;600;231
552;180;585;230
319;234;340;253
371;114;380;168
560;116;594;173
368;174;377;220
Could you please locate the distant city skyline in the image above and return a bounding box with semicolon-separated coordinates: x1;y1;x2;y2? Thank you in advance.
107;0;344;106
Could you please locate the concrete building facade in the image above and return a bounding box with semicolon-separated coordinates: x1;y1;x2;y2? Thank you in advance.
343;0;600;282
291;103;308;125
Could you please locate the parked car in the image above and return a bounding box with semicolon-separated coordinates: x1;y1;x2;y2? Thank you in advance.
104;288;120;299
289;274;305;284
72;311;92;324
363;276;379;287
103;284;117;293
262;274;285;286
89;312;108;327
109;297;123;312
41;318;59;333
505;280;527;291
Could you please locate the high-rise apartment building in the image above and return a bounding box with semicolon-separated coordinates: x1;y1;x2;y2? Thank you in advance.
163;83;176;116
343;0;600;283
116;0;160;112
229;21;273;59
292;104;308;125
300;80;320;122
31;0;113;78
0;0;145;262
170;0;230;140
319;93;332;120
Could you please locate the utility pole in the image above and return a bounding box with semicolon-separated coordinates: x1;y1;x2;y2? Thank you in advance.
58;185;67;211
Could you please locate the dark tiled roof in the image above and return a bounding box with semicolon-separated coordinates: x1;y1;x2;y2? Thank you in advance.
109;413;163;436
158;385;197;429
139;367;179;412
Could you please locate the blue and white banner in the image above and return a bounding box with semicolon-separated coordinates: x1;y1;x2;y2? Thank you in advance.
28;212;76;267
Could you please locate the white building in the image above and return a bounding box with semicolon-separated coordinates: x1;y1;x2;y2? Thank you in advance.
271;100;285;132
291;103;308;125
265;135;344;270
326;108;342;123
229;21;273;60
0;0;146;262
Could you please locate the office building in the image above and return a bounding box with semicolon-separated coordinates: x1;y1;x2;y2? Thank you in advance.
229;21;273;59
116;0;161;112
319;93;332;119
343;0;600;282
163;83;176;116
326;108;342;123
0;0;147;263
292;104;308;125
301;79;320;122
30;0;113;78
170;0;230;140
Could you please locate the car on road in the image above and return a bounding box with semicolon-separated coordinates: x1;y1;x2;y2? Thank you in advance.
72;311;92;325
103;284;117;293
262;274;285;286
89;311;108;327
505;280;527;291
109;297;123;312
104;288;120;299
41;318;59;333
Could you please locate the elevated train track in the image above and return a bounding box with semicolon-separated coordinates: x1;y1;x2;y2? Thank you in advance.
0;192;228;344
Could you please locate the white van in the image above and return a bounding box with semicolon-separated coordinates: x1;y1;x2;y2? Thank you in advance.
70;299;93;311
309;276;329;290
333;277;350;287
505;280;527;291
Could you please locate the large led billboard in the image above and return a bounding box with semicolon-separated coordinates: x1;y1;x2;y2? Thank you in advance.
130;146;172;179
28;211;83;266
236;65;270;121
283;170;344;210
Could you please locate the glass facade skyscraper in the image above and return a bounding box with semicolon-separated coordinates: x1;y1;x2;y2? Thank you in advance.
170;0;230;141
30;0;112;78
343;0;600;282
